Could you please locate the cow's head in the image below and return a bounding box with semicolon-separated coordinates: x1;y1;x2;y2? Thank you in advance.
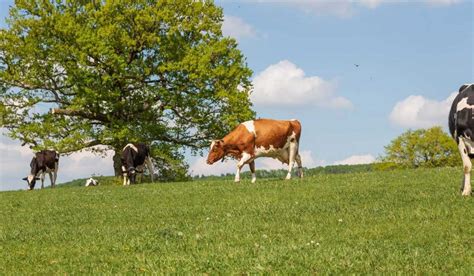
121;147;138;184
22;175;40;190
127;167;138;184
207;139;226;165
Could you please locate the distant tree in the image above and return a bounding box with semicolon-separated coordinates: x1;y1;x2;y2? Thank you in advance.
0;0;254;179
382;127;460;168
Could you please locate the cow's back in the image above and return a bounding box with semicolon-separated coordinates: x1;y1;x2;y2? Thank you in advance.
253;119;301;149
122;143;150;167
134;143;150;166
35;150;58;170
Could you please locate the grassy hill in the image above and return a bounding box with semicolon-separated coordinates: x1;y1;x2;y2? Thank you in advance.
0;167;472;274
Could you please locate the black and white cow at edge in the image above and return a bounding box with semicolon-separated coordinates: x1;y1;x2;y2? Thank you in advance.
121;143;154;186
22;150;59;190
449;83;474;196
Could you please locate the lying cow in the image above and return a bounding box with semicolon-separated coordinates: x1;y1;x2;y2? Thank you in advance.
121;143;154;186
85;177;99;187
22;150;59;190
207;119;303;183
449;83;474;196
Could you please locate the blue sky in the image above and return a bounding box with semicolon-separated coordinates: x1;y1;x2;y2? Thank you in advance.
0;0;473;190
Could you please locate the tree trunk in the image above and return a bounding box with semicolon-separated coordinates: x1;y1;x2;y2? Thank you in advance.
113;150;122;177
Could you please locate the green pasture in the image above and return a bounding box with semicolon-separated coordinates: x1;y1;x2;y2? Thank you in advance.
0;167;472;274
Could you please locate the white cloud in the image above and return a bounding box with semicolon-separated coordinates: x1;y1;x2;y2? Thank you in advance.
189;156;236;177
59;148;114;179
189;150;325;176
389;92;457;128
222;15;256;40
251;60;352;109
300;150;327;167
0;143;36;180
333;154;376;165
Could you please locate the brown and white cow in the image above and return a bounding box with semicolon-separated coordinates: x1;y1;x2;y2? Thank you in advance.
207;119;303;183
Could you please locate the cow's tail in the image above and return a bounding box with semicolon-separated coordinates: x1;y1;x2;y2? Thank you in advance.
290;119;302;143
448;102;457;140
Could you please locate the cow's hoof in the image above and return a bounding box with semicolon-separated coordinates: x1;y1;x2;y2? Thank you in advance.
461;191;472;196
251;179;256;184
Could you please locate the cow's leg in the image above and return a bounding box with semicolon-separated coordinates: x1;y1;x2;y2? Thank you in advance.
123;174;130;186
458;139;472;196
295;153;304;178
40;172;45;189
135;165;144;184
286;141;298;180
249;160;256;183
48;171;54;188
235;152;252;183
136;172;141;184
53;162;58;187
145;156;154;183
122;166;129;186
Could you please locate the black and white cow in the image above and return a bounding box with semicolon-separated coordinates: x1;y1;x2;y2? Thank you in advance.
121;143;154;186
22;150;59;190
85;177;99;187
449;83;474;196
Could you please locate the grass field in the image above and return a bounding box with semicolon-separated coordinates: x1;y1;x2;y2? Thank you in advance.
0;167;472;274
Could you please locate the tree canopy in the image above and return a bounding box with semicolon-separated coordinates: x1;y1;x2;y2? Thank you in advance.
382;127;460;169
0;0;255;179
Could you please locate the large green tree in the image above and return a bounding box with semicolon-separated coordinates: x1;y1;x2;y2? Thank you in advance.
382;127;460;169
0;0;254;178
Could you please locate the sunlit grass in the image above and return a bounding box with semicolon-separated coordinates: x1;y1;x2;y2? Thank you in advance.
0;167;472;274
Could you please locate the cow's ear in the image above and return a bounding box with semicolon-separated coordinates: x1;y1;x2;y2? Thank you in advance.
22;177;27;181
